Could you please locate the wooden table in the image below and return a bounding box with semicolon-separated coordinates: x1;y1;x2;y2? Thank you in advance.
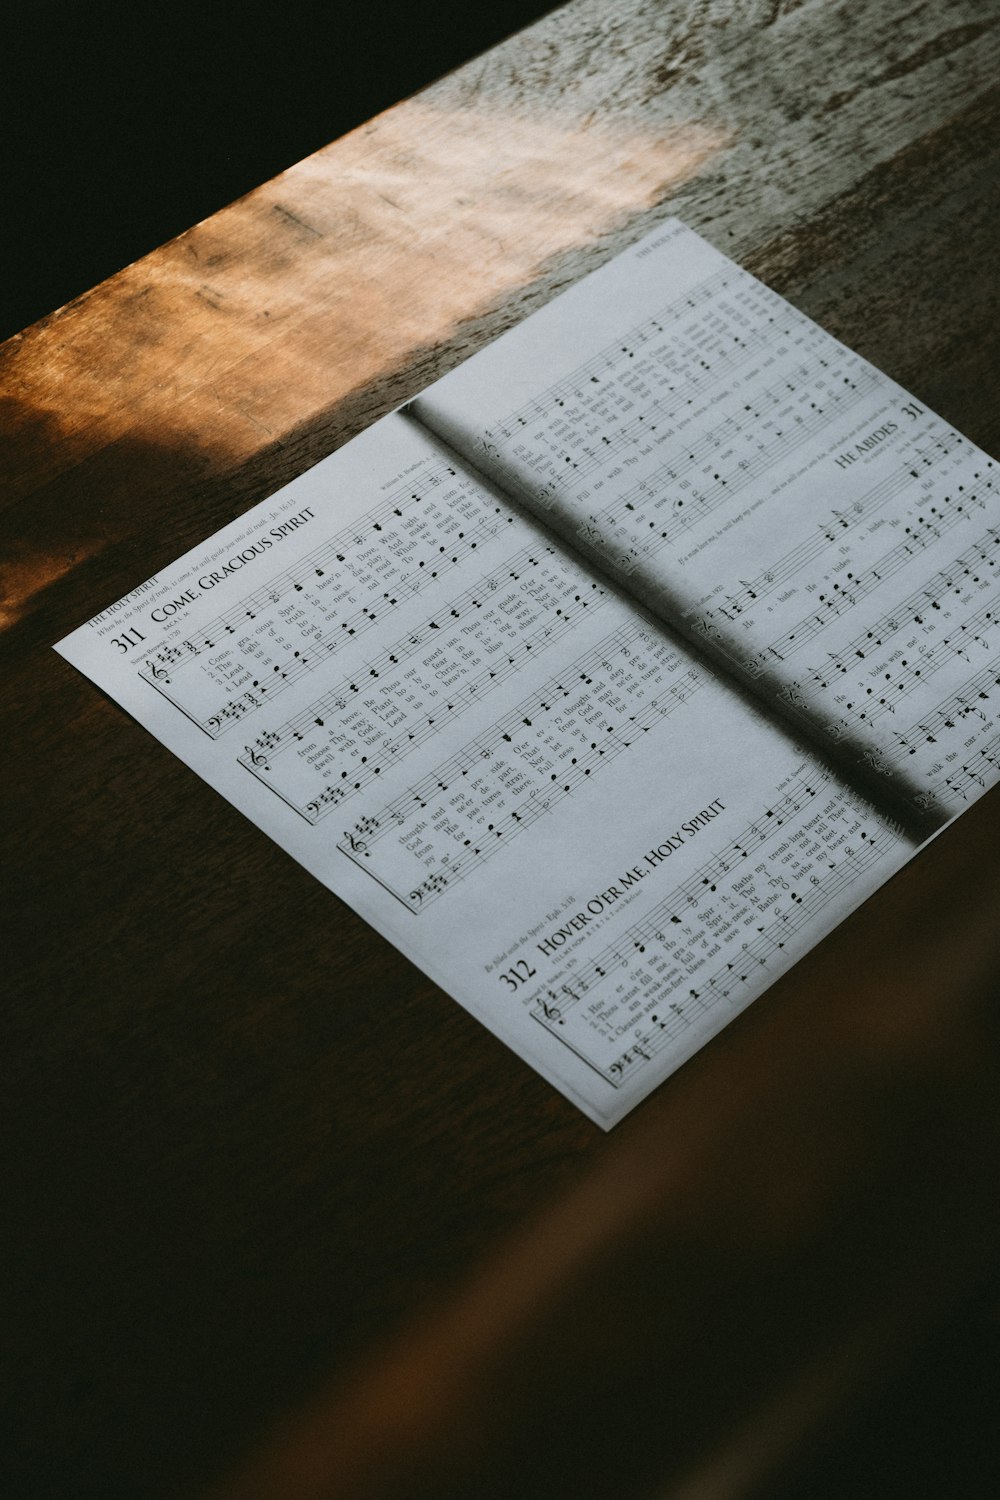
4;4;1000;1497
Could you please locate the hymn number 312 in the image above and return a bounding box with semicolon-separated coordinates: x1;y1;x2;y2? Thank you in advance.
497;959;537;991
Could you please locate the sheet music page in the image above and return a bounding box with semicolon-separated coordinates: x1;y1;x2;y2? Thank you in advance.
56;411;914;1127
412;221;1000;827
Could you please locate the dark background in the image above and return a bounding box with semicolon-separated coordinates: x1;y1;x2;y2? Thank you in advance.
6;6;1000;1496
2;0;557;343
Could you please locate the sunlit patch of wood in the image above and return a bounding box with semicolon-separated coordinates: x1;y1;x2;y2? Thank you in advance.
6;0;997;518
1;113;725;513
0;546;93;630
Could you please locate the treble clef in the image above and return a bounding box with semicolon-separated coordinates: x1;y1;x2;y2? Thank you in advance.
346;832;368;854
148;663;169;682
245;746;270;770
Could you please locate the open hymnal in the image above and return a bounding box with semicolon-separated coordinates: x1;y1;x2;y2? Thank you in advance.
57;221;999;1127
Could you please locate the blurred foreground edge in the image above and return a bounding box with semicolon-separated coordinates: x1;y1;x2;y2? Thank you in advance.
207;788;1000;1500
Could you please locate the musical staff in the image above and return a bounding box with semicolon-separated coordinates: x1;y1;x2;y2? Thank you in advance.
925;729;1000;806
603;825;893;1085
889;650;1000;758
481;272;881;573
531;769;822;1025
486;266;737;439
505;308;810;487
237;546;607;819
812;590;1000;733
338;623;705;909
138;459;518;736
66;216;999;1125
758;504;999;673
703;429;972;628
526;772;897;1086
572;357;879;564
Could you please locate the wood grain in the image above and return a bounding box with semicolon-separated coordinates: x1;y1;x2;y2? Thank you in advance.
2;3;999;1498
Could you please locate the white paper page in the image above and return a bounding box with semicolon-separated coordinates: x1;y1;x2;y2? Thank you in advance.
411;220;1000;826
56;411;914;1127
